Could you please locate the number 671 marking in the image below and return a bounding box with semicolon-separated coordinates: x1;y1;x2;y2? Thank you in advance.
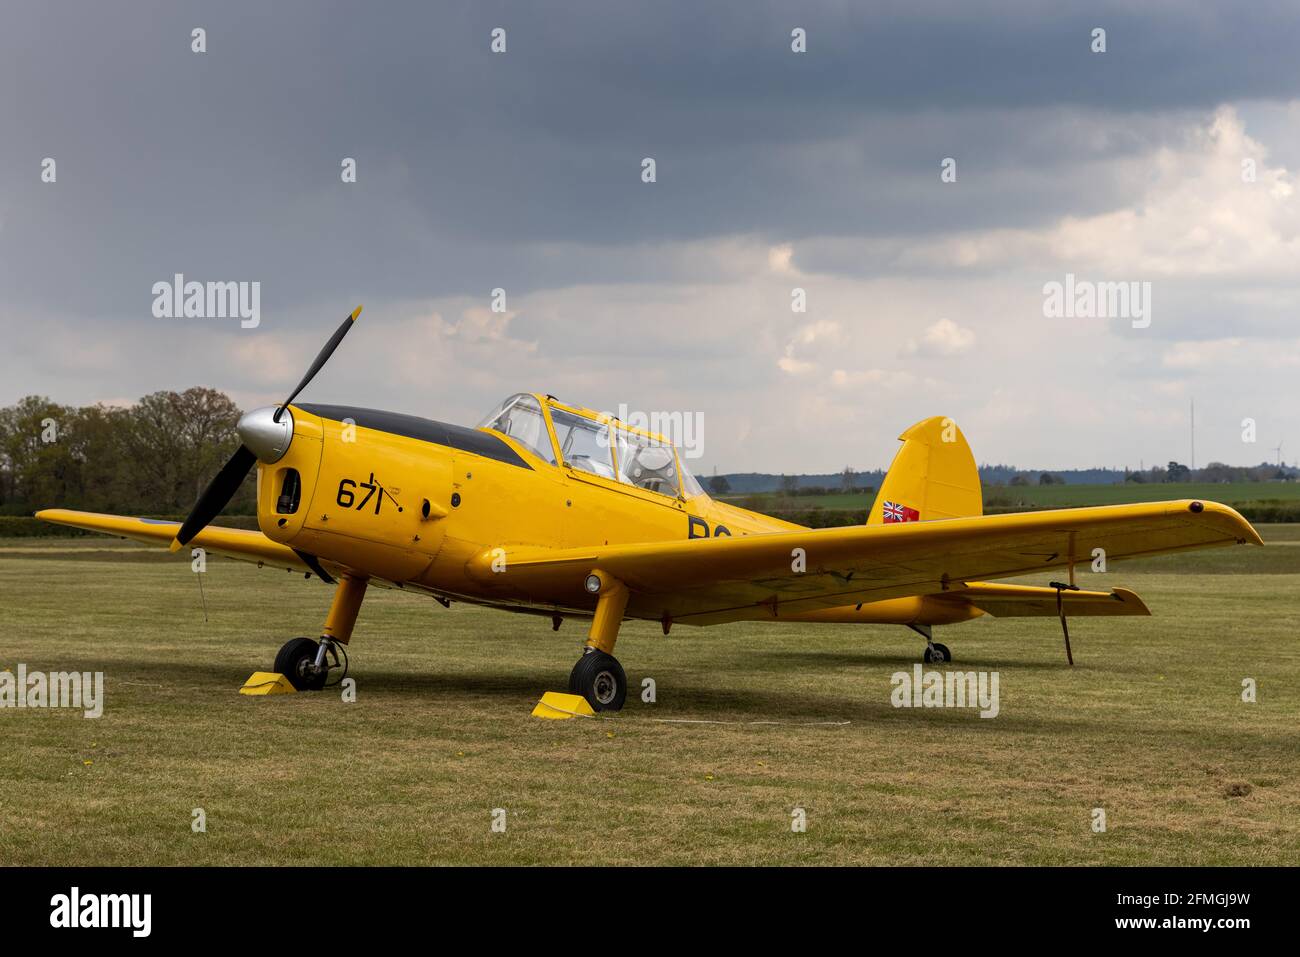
337;473;383;514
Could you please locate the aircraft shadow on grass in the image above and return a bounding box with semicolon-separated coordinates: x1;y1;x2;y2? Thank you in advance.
91;657;1146;733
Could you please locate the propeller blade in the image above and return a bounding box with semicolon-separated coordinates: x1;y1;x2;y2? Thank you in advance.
274;305;362;422
170;444;258;551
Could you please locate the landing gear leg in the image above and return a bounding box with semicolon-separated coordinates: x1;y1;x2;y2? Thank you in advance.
273;572;369;690
909;622;951;664
568;571;629;711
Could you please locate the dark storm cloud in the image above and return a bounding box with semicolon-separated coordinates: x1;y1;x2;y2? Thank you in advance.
3;0;1300;319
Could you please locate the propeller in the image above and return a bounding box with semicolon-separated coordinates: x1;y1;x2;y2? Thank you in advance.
275;305;363;423
169;305;362;552
171;446;257;550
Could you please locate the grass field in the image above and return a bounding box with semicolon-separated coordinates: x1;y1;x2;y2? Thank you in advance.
2;530;1298;866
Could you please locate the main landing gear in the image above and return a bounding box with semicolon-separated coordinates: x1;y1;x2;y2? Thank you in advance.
274;636;335;690
909;623;951;664
570;649;627;711
923;642;952;664
273;573;369;691
568;571;630;711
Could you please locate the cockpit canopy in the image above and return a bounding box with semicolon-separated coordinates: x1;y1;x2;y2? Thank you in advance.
478;393;705;499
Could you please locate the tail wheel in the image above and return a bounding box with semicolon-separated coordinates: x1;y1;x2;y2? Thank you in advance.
568;649;627;712
274;636;328;691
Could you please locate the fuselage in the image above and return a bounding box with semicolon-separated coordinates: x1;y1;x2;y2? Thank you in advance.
247;397;968;627
251;399;803;613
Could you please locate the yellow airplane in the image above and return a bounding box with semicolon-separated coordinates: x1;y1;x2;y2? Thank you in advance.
38;308;1263;710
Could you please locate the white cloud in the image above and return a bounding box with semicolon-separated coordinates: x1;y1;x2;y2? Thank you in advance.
1046;109;1297;278
1161;336;1300;371
811;107;1299;288
830;368;918;390
778;320;841;375
1161;337;1244;369
777;355;816;375
901;318;976;357
767;243;795;274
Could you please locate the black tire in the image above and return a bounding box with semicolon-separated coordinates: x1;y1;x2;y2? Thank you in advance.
924;642;952;664
568;650;627;712
274;636;327;691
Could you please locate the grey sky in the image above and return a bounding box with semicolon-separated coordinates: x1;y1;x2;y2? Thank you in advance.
3;1;1300;472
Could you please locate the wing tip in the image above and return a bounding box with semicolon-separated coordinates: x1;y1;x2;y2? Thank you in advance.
1189;500;1264;546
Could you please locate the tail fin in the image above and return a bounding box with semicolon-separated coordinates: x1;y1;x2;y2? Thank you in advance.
867;416;982;524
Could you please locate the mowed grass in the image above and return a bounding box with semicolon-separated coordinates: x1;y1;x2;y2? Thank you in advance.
1;530;1298;866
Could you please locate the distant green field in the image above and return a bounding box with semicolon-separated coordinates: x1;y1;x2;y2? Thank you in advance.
2;529;1297;865
721;481;1300;524
982;481;1300;509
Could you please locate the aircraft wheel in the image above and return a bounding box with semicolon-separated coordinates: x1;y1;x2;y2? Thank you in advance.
569;649;627;712
274;636;328;691
923;642;952;664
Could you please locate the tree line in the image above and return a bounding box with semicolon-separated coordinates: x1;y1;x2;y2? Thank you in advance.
0;390;254;516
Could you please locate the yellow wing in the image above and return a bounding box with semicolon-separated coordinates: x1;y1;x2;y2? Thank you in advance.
471;500;1260;625
34;509;338;580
